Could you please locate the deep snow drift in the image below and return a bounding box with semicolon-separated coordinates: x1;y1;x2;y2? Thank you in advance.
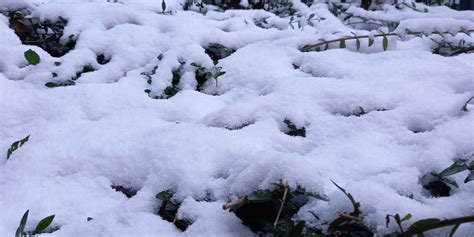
0;0;473;236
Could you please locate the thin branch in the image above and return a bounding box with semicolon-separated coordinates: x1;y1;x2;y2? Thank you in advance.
301;30;474;52
222;197;247;210
273;183;289;228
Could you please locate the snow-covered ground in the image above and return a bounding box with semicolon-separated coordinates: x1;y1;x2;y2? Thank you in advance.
0;0;473;236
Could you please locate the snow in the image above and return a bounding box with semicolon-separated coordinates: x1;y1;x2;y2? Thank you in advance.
1;0;474;236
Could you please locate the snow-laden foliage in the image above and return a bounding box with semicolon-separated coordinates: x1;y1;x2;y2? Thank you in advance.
0;0;473;236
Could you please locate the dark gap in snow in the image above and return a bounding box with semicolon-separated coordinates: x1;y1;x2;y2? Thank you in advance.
204;43;235;63
111;185;138;198
282;118;306;137
96;54;111;65
421;173;452;197
75;65;96;80
155;190;192;231
333;106;387;117
7;11;76;57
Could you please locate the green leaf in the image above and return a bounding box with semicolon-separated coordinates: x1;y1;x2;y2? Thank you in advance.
156;191;173;200
7;135;30;160
216;71;226;78
34;215;55;234
408;218;440;232
440;176;458;188
157;54;164;61
339;39;346;48
439;160;468;177
449;223;460;237
368;38;374;47
461;97;473;112
289;221;305;237
328;216;346;232
331;180;360;215
190;63;200;67
356;39;361;51
161;0;166;13
401;213;412;222
15;210;29;237
165;202;179;211
247;190;272;203
24;49;40;65
382;36;388;51
324;43;329;50
464;171;474;183
306;192;329;201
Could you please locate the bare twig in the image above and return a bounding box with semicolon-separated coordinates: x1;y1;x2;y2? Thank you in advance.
273;183;289;227
222;197;247;210
340;213;362;222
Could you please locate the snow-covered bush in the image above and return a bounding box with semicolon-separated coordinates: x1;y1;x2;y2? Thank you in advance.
0;0;473;236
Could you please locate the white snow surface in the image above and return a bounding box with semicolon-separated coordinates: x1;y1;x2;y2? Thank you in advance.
1;1;474;236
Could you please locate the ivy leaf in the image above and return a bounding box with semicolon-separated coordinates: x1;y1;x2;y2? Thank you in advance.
247;190;272;203
368;38;374;47
156;191;173;201
339;39;346;48
6;135;30;160
24;49;40;65
383;36;388;51
356;39;361;51
15;210;29;237
289;221;305;237
328;216;346;232
34;215;55;234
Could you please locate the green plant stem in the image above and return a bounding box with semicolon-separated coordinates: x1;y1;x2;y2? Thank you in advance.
401;215;474;237
301;30;474;52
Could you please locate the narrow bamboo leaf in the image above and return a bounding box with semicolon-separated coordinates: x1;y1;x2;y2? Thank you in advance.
401;213;412;222
461;97;473;112
464;171;474;183
6;135;30;160
449;223;461;237
356;38;361;51
34;215;55;234
368;38;374;47
440;160;468;177
161;0;166;13
340;39;346;48
383;36;388;51
408;218;440;232
15;210;29;237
